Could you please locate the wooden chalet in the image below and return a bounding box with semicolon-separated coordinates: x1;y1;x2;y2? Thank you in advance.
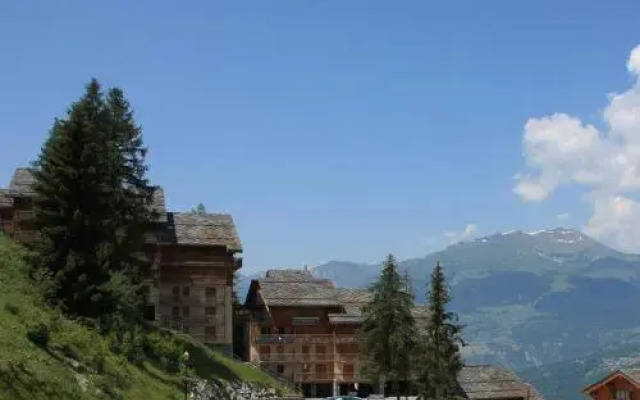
0;167;243;351
583;369;640;400
243;268;429;398
456;365;544;400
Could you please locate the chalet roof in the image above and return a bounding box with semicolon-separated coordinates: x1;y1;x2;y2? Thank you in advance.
156;212;242;252
7;167;36;197
457;365;543;400
583;369;640;393
622;370;640;385
328;288;371;324
252;269;430;325
0;189;13;208
256;269;340;307
5;167;167;219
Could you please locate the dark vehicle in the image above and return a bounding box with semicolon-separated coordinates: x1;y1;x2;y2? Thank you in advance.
324;397;362;400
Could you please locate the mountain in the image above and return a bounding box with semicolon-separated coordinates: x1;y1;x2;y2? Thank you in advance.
310;228;640;376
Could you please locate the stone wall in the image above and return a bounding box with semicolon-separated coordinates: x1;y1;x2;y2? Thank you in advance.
190;378;303;400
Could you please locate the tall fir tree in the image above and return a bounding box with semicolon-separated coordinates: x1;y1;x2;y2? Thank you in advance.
31;79;117;317
31;79;154;323
102;86;156;327
360;254;417;399
417;263;465;400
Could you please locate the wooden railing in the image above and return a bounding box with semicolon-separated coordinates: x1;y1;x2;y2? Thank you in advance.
255;334;358;345
258;352;359;362
292;372;361;383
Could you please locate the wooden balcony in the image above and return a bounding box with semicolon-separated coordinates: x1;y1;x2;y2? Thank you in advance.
158;295;227;307
258;352;359;363
255;334;358;345
292;372;362;383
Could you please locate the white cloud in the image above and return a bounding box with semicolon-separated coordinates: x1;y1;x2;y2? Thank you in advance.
556;213;569;222
515;45;640;251
443;223;478;244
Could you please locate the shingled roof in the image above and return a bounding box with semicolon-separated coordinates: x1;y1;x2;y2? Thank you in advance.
255;269;341;307
0;189;13;208
155;212;242;252
457;365;543;400
4;167;167;218
251;269;431;326
583;369;640;394
7;167;36;197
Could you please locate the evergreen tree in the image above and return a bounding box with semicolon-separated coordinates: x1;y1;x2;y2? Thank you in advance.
190;203;206;215
360;254;417;399
31;80;117;317
416;263;465;400
104;87;155;321
31;79;154;322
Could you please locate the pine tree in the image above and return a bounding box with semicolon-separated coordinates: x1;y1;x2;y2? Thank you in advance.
190;203;206;215
31;79;117;317
102;86;156;329
416;263;465;400
31;79;154;322
360;254;417;399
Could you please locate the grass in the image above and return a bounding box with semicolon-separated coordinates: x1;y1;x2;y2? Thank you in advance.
0;234;287;400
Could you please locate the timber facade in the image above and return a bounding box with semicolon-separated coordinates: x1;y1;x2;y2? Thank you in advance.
243;268;430;398
0;167;242;351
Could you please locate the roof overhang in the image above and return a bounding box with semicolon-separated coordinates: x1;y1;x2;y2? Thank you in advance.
583;370;640;394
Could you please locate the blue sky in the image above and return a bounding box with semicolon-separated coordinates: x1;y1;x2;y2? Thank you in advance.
2;1;640;272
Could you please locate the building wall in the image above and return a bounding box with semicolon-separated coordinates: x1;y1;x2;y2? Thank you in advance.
1;194;241;349
7;197;36;245
249;305;362;388
156;246;237;347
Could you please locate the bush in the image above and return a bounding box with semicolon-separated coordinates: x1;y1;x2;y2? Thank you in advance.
27;323;50;348
3;302;19;315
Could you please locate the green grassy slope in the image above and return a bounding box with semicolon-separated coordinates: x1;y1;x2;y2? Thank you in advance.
0;234;285;400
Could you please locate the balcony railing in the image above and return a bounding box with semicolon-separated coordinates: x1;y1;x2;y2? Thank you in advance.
255;334;358;345
258;352;359;363
158;295;227;307
292;372;362;383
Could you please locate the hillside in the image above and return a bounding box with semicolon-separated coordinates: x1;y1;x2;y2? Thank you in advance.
0;234;288;400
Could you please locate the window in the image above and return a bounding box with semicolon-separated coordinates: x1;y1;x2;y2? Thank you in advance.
260;326;270;335
172;286;180;297
182;286;190;297
141;286;150;298
276;364;284;375
182;306;190;317
206;307;217;316
172;306;180;318
316;345;325;354
302;345;309;354
316;364;326;378
206;287;216;299
277;327;285;335
205;326;216;341
616;390;630;400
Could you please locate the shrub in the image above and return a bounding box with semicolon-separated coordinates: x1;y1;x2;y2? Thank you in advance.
27;322;50;348
3;302;19;315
